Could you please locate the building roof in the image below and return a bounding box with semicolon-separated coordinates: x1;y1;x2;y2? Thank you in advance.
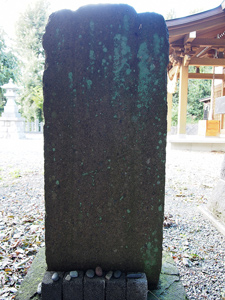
166;2;225;72
199;96;211;103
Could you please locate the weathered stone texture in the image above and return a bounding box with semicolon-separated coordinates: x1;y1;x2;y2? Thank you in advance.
42;271;64;300
105;273;126;300
127;273;148;300
208;155;225;223
43;4;168;288
63;271;83;300
84;276;105;300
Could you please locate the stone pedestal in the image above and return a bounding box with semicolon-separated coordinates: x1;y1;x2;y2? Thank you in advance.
43;4;168;289
15;249;187;300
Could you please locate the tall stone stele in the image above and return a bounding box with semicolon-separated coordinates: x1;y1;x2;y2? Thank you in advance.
43;4;168;288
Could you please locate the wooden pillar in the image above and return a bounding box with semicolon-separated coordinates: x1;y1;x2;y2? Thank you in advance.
167;92;173;133
177;62;188;135
208;67;215;120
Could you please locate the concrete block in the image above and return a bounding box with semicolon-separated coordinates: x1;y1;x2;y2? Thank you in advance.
84;275;105;300
127;273;148;300
105;273;126;300
42;271;64;300
63;271;83;300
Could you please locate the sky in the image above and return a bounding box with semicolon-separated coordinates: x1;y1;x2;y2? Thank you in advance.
0;0;223;40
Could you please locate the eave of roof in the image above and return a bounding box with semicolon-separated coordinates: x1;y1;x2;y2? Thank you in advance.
166;5;225;39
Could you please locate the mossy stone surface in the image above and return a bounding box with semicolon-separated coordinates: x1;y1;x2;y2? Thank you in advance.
15;248;46;300
148;251;187;300
43;4;169;288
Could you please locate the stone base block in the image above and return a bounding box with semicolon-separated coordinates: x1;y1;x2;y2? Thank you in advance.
127;273;148;300
63;271;83;300
106;273;126;300
41;271;148;300
42;271;64;300
15;250;187;300
84;276;105;300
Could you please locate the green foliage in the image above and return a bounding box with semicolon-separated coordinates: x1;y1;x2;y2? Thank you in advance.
0;29;19;85
0;28;19;115
19;85;44;122
172;66;212;126
188;79;210;119
15;0;50;121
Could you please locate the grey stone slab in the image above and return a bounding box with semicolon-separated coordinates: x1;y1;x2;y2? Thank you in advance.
148;252;187;300
15;250;187;300
43;4;168;288
84;275;105;300
15;248;46;300
127;273;148;300
63;271;83;300
161;251;179;276
42;271;64;300
148;274;187;300
105;273;126;300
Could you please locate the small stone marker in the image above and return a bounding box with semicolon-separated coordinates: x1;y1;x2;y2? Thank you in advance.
95;266;103;277
114;270;122;279
70;270;78;278
105;271;113;280
86;269;95;278
43;3;168;291
37;282;42;295
52;272;59;281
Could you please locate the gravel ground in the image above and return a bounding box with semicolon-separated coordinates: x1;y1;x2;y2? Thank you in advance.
164;148;225;300
0;135;225;299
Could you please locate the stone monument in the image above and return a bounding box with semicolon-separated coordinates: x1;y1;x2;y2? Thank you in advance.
208;155;225;224
0;79;25;139
42;4;168;297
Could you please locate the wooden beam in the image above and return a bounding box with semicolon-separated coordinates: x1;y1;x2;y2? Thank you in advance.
184;55;191;67
188;73;225;79
171;38;225;49
189;58;225;66
184;31;196;44
191;38;225;47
